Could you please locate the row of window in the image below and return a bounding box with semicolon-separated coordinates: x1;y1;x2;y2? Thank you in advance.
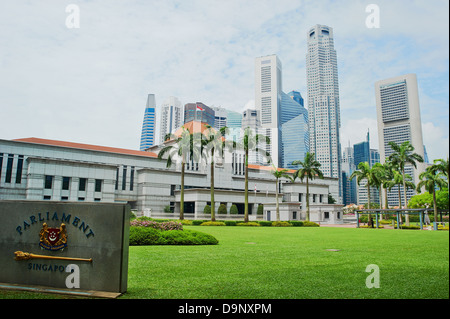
0;153;24;184
115;166;135;191
44;175;103;192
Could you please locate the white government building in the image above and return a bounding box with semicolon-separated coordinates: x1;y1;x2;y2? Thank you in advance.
0;121;343;224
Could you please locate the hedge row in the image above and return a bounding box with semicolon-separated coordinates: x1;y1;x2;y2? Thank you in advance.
194;220;320;227
129;227;219;245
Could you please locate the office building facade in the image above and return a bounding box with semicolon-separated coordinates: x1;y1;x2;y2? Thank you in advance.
375;73;426;206
140;94;157;151
280;91;309;169
184;102;215;127
255;54;282;167
306;24;342;202
159;96;183;144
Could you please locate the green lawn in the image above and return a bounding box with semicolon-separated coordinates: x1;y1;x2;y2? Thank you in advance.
124;226;449;299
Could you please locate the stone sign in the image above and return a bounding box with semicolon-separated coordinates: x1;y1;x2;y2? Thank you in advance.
0;200;130;295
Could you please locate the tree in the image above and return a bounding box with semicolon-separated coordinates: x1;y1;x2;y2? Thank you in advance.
385;169;415;210
238;127;271;223
378;160;396;210
432;157;449;195
202;125;235;221
416;166;447;224
157;127;203;220
350;162;379;226
270;165;290;222
292;152;324;222
388;141;424;225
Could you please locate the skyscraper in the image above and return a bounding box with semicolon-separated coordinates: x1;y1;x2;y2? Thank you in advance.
280;91;309;169
140;94;157;151
306;24;342;202
159;96;183;144
255;54;282;167
375;73;426;206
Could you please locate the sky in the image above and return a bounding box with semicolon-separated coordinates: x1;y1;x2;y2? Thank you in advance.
0;0;448;162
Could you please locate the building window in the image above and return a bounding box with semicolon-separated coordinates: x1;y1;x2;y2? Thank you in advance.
324;212;330;219
299;193;302;202
15;155;24;184
319;194;323;203
44;175;53;189
79;178;87;191
293;211;297;220
61;196;69;201
5;154;14;183
115;167;119;190
122;166;127;190
130;166;135;191
95;179;102;192
78;197;85;201
43;195;51;200
94;198;101;202
0;153;3;179
62;177;71;190
313;194;316;203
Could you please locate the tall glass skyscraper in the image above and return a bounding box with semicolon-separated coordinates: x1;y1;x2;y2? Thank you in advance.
306;24;342;202
140;94;156;151
280;91;309;169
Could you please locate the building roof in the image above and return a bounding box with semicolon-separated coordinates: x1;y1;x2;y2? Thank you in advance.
12;137;158;158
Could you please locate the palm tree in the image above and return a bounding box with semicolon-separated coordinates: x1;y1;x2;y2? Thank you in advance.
157;127;203;220
432;157;449;194
350;161;379;226
388;141;424;225
416;166;447;225
270;166;290;222
202;125;235;221
292;152;323;222
386;169;415;210
379;160;396;210
239;127;271;223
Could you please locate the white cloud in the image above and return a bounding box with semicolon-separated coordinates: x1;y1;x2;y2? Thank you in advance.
0;0;448;154
422;122;449;162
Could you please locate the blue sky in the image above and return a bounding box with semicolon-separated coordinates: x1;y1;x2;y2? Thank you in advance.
0;0;448;161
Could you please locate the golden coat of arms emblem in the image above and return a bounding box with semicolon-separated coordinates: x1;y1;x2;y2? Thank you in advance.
39;223;68;251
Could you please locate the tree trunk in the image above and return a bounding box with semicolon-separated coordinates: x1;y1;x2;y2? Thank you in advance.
402;168;410;226
244;148;249;223
367;183;372;227
211;148;215;222
180;160;185;220
276;178;280;222
306;178;310;222
432;189;438;224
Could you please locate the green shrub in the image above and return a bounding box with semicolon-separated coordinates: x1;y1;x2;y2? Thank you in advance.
258;221;272;226
224;220;237;226
129;227;164;245
236;222;260;226
230;204;239;215
129;227;218;245
192;220;206;225
200;221;226;226
290;221;304;227
218;204;227;215
177;219;193;225
257;204;264;215
161;229;218;245
303;221;320;227
203;205;211;214
272;221;292;227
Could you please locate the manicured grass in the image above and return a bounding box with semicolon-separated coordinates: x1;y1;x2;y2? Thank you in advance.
124;226;449;299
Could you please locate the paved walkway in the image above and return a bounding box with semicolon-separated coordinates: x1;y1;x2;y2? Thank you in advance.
320;223;357;228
